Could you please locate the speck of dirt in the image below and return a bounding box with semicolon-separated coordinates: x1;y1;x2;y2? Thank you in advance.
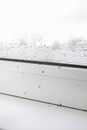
24;92;27;95
48;105;51;107
17;65;19;68
57;66;62;69
42;71;44;73
38;85;41;88
60;103;62;106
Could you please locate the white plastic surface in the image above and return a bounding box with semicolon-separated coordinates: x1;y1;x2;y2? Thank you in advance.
0;60;87;110
0;94;87;130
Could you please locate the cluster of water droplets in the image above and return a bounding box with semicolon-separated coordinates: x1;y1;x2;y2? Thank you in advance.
0;34;87;65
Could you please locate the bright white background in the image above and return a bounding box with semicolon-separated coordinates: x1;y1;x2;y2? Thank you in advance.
0;0;87;44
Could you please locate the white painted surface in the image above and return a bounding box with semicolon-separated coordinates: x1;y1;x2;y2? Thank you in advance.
0;94;87;130
0;60;87;110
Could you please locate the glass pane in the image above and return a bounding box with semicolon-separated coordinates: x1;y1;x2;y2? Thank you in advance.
0;0;87;66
